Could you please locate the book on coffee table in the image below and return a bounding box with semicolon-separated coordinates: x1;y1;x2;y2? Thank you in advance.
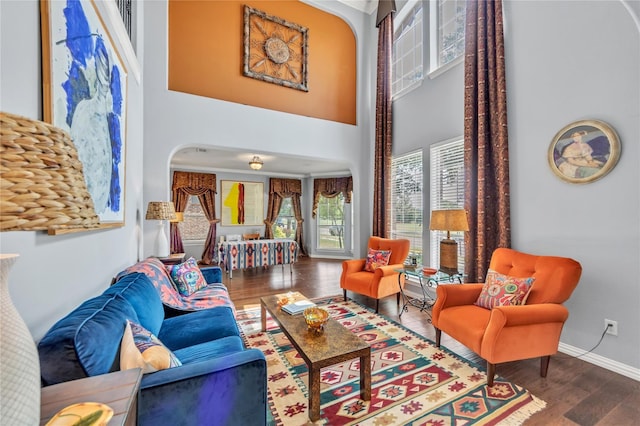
282;300;316;315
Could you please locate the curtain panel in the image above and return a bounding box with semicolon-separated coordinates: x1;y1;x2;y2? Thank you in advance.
264;178;306;255
463;0;511;282
171;171;219;264
312;176;353;218
372;8;394;238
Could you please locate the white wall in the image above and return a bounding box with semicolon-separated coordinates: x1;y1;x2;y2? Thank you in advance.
393;0;640;374
0;0;145;340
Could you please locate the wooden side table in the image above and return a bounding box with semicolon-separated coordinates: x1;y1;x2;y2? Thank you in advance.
40;369;142;426
155;252;186;265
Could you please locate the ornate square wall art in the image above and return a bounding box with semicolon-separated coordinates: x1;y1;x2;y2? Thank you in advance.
243;6;309;92
41;0;128;226
548;120;621;184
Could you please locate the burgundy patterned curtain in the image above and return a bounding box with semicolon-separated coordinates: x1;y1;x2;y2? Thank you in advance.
171;171;219;264
463;0;511;282
312;177;353;218
372;0;395;238
264;178;306;255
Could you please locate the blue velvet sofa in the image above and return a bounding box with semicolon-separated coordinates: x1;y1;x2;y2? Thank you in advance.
38;270;267;425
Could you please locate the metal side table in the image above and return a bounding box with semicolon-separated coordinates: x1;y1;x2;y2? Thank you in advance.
395;268;463;319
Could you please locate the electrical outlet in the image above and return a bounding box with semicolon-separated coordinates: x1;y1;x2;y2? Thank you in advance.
605;319;618;336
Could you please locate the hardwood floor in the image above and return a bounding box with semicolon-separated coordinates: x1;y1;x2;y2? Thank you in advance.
222;257;639;425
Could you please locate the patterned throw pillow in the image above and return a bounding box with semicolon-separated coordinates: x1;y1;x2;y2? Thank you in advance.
169;257;208;296
474;270;536;309
363;249;392;272
120;320;182;374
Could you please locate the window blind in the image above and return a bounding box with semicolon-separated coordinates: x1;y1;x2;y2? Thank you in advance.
391;150;423;264
430;139;465;270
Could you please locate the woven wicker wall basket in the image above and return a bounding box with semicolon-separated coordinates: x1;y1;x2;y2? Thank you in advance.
0;112;99;231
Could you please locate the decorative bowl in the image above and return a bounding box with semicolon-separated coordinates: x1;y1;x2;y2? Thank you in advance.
422;267;438;276
303;307;329;333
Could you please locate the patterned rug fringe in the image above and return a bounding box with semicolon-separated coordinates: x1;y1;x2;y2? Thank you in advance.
495;395;547;426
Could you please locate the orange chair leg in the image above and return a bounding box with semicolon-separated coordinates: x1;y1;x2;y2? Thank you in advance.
435;328;441;347
375;299;379;313
396;292;400;306
343;289;347;301
487;362;496;387
540;355;551;377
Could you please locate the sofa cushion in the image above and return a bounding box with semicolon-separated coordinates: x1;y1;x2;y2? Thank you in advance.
104;272;164;336
474;270;536;309
168;257;208;296
121;320;181;374
158;306;240;351
38;294;138;385
172;336;245;364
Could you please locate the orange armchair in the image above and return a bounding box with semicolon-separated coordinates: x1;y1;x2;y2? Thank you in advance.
341;237;410;312
432;247;582;386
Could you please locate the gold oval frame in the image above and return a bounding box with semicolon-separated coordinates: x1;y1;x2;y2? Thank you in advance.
548;119;621;184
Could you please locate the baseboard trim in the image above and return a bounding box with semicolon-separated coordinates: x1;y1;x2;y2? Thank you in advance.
558;343;640;381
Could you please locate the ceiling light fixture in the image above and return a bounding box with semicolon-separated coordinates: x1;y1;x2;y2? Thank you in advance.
249;156;263;170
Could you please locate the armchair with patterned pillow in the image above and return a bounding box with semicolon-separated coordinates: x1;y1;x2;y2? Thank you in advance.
432;247;582;386
341;236;411;312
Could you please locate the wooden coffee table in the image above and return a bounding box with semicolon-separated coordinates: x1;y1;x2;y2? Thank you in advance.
261;293;371;422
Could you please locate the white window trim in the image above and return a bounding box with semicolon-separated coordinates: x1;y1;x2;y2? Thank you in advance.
428;0;466;77
428;55;463;80
314;195;353;254
392;0;424;100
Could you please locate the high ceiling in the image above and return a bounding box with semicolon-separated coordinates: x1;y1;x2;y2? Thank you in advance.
171;0;375;177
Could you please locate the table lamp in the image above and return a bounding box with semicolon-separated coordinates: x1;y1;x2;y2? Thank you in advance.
145;202;177;257
429;209;469;274
170;212;184;223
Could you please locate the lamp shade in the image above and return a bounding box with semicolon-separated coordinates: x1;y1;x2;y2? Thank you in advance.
429;210;469;232
145;202;177;221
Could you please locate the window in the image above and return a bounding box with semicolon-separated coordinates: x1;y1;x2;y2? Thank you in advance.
429;0;466;75
391;151;423;264
316;194;346;249
392;1;423;99
273;198;297;239
430;138;465;271
180;196;209;241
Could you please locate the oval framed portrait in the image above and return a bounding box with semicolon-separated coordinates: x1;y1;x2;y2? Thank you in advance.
548;119;621;184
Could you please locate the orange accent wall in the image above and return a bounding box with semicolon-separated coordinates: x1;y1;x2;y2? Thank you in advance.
168;0;357;125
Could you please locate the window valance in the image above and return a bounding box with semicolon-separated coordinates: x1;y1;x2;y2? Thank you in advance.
172;171;217;193
269;178;302;196
312;176;352;218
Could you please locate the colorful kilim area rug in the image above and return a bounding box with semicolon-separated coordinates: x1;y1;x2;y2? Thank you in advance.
237;296;546;425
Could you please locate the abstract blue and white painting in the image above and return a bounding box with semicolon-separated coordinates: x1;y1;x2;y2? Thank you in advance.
43;0;127;223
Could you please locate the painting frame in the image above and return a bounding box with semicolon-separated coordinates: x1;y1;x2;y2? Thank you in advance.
548;119;620;184
243;5;309;92
41;0;128;226
220;180;264;226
